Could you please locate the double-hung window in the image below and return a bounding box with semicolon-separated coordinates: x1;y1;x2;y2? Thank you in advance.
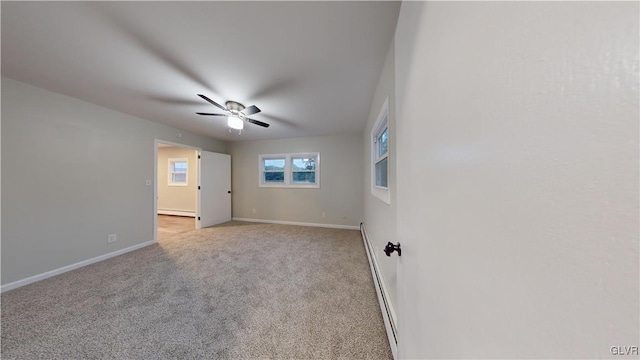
262;157;286;184
169;158;188;186
371;98;390;204
291;156;317;184
259;153;320;188
374;126;389;188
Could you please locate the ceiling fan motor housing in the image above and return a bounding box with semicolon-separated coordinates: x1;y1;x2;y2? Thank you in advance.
225;101;246;120
225;101;245;113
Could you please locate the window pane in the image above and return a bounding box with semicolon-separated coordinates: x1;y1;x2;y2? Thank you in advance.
377;128;388;157
173;161;187;172
264;158;285;171
264;171;285;183
172;173;187;183
292;171;316;183
292;157;316;171
375;157;388;187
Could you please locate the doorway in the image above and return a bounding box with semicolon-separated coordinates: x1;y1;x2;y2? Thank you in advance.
153;139;232;243
156;141;199;241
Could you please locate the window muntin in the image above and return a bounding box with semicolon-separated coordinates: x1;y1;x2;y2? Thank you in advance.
259;153;320;188
169;158;188;186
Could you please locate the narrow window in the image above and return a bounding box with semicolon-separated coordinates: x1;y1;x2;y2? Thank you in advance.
375;127;389;188
371;97;390;204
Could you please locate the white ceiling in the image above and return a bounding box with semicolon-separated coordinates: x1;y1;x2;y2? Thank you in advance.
2;1;400;142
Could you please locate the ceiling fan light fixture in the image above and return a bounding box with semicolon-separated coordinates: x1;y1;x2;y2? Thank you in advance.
227;115;244;130
197;95;268;131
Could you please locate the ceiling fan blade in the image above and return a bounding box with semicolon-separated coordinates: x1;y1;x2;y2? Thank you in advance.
196;112;226;116
197;94;227;111
246;118;270;128
243;105;261;116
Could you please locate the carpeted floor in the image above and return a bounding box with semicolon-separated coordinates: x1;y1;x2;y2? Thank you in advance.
1;221;392;359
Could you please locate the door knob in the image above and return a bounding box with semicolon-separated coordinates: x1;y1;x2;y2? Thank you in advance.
384;242;401;257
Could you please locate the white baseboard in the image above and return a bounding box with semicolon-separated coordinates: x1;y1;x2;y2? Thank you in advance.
360;223;398;359
232;217;359;230
1;240;157;293
158;209;196;217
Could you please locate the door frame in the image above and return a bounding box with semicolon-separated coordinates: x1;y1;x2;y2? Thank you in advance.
154;139;202;242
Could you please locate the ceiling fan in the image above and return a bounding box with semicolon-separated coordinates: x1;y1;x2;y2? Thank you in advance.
196;94;269;133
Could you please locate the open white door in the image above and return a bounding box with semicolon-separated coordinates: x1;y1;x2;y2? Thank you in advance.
197;151;231;229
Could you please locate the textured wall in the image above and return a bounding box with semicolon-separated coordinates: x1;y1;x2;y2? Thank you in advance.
228;134;363;227
157;146;198;213
394;2;639;358
1;78;226;285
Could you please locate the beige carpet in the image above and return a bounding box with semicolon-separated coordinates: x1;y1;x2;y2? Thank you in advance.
1;221;392;359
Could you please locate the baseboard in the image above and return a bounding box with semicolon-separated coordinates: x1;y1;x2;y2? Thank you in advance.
232;217;359;230
1;240;157;293
158;209;196;217
360;223;398;359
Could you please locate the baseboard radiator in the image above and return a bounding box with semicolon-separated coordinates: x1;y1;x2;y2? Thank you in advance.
157;209;196;217
360;222;398;355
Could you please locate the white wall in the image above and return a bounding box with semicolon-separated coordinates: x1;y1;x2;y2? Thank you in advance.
363;38;398;318
228;134;363;227
157;146;198;214
1;78;226;285
394;2;638;358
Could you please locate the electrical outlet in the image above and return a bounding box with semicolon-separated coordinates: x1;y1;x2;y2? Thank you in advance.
252;208;256;214
108;234;117;243
322;211;326;218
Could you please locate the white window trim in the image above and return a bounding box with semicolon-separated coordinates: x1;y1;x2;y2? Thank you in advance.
259;152;320;189
371;97;390;204
168;158;188;186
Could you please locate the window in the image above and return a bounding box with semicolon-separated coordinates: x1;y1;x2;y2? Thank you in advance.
375;127;389;188
259;153;320;188
263;157;286;184
371;97;390;204
169;158;188;186
291;156;317;184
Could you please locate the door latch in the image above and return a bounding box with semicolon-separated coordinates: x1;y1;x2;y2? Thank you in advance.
384;242;401;257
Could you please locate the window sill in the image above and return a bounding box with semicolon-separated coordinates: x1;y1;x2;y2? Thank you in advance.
371;186;390;205
259;183;320;189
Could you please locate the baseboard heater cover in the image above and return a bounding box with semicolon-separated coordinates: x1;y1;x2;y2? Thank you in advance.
232;217;359;230
360;222;398;358
157;209;196;217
